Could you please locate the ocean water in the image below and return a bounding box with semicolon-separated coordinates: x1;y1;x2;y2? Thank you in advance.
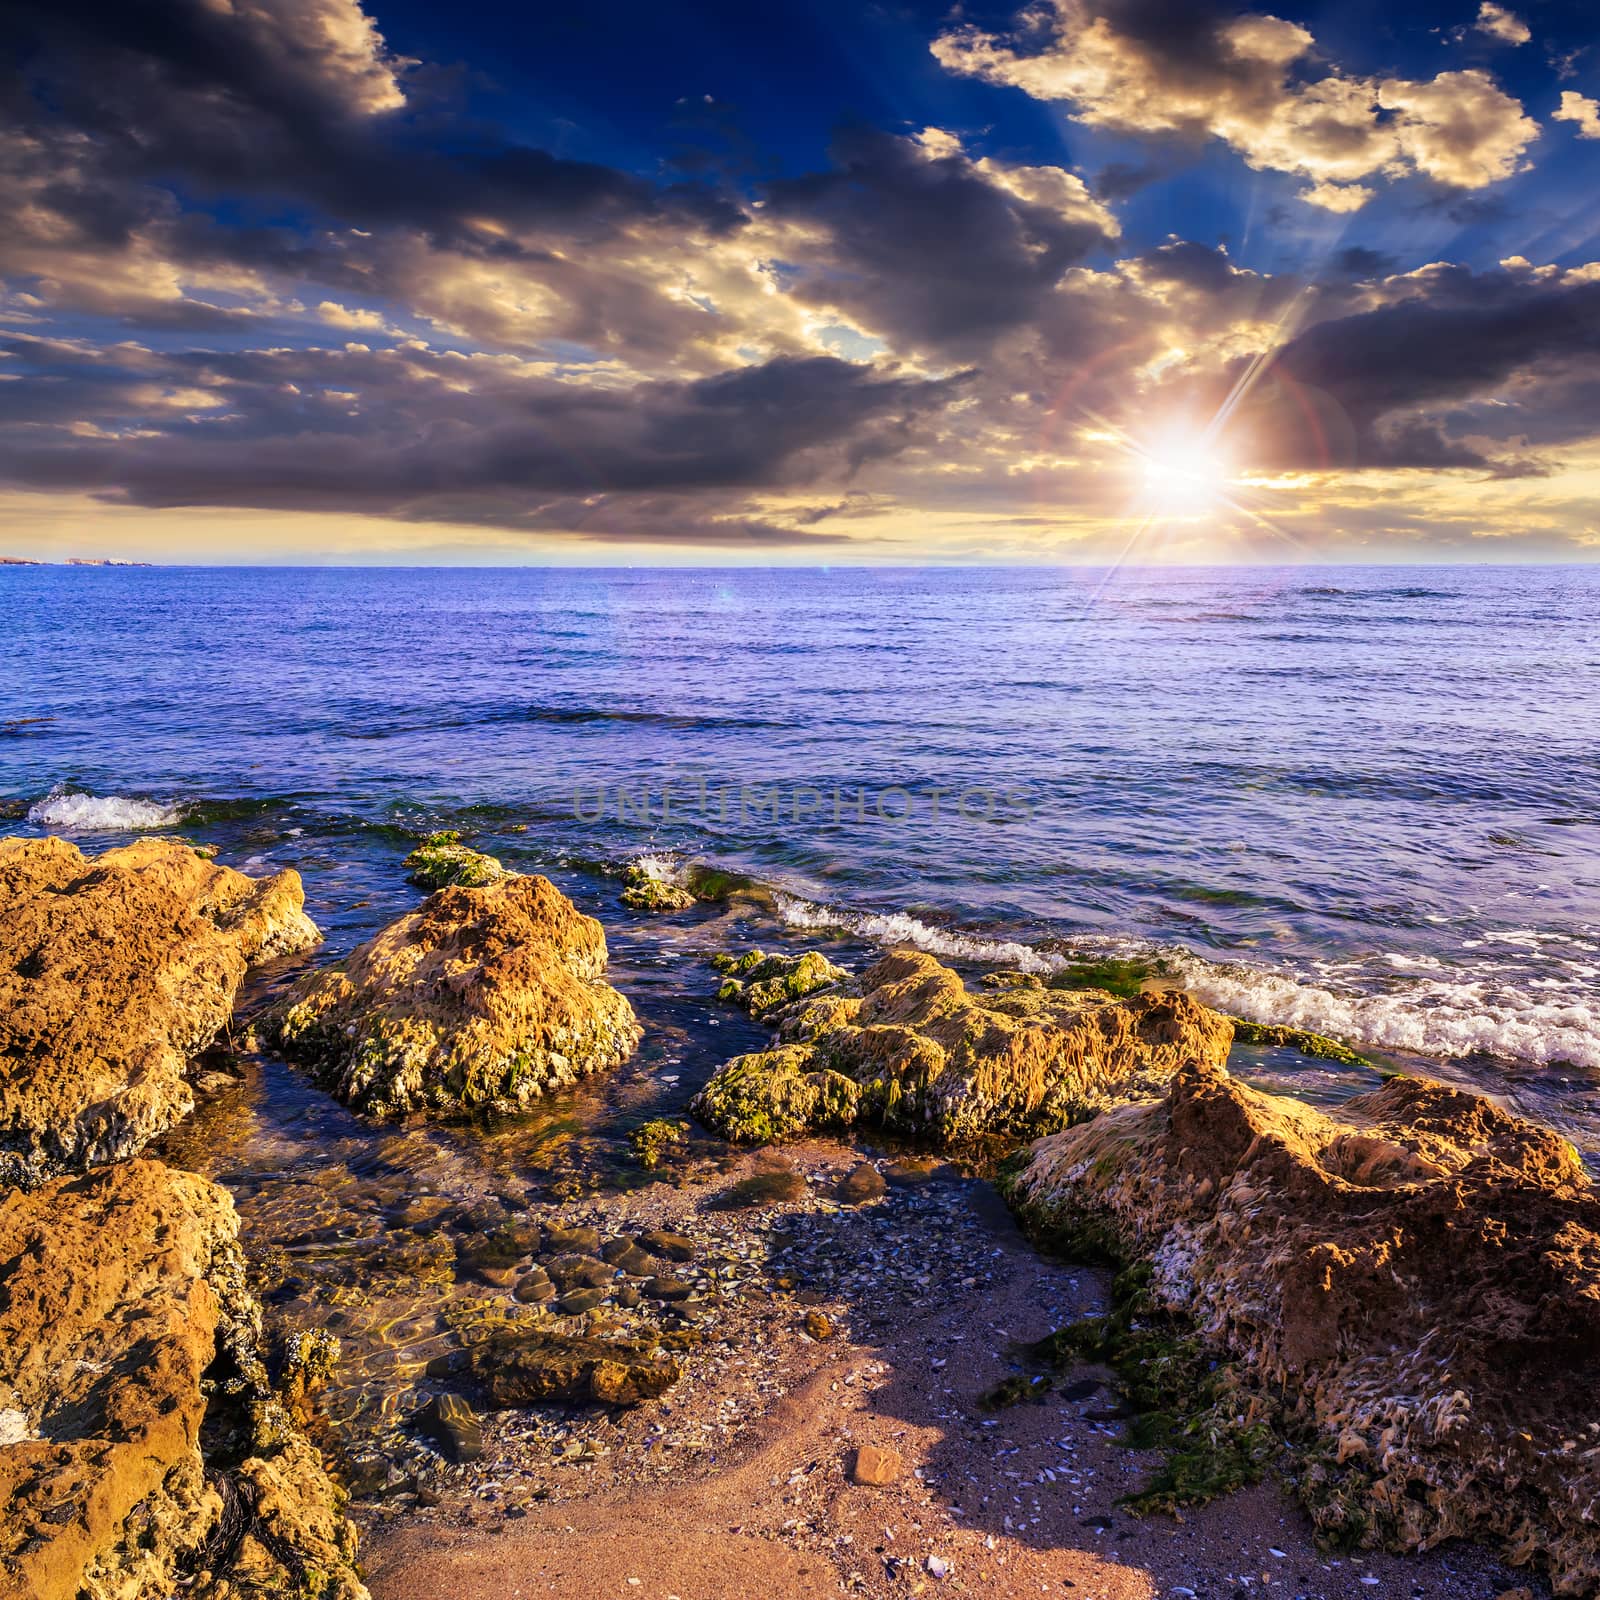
4;562;1599;1144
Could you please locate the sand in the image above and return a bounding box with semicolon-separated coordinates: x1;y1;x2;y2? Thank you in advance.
362;1142;1531;1600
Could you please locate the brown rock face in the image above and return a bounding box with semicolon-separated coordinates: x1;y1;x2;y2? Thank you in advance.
0;1158;365;1600
0;836;320;1186
693;950;1233;1146
269;874;640;1116
462;1327;681;1407
1013;1062;1600;1595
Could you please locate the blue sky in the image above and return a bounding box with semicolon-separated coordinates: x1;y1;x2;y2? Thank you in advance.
2;0;1598;562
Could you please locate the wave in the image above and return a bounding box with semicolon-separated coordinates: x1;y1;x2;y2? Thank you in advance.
773;891;1600;1072
28;787;183;831
1174;955;1600;1073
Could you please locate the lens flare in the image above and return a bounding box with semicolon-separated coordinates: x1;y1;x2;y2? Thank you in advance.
1140;437;1230;515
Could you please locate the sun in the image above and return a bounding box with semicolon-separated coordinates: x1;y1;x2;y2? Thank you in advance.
1139;435;1231;515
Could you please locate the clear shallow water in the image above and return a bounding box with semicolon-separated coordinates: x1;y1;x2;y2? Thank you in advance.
3;563;1599;1143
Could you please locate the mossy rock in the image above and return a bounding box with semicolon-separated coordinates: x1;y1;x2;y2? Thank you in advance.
710;949;849;1020
403;829;508;891
620;865;695;913
628;1117;690;1169
1228;1017;1372;1067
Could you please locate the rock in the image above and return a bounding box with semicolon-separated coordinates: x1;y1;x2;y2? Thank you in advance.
513;1270;555;1304
545;1253;615;1291
605;1242;656;1276
403;830;508;891
555;1287;607;1315
268;875;640;1117
850;1444;903;1486
545;1224;603;1255
804;1311;835;1340
637;1229;694;1261
710;948;850;1019
417;1393;482;1463
619;864;695;913
461;1328;680;1407
0;836;320;1186
693;949;1232;1147
1011;1061;1600;1596
836;1162;887;1205
0;1158;365;1599
644;1276;694;1302
628;1116;690;1169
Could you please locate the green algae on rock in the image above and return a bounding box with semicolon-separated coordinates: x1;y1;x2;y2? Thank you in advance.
619;863;695;912
268;875;640;1117
403;830;508;891
1008;1060;1600;1595
710;947;850;1019
628;1117;690;1169
693;949;1232;1148
0;1158;365;1600
0;835;321;1188
1228;1016;1373;1067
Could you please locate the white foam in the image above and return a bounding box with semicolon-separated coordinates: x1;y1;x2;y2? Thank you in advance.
775;894;1068;975
1172;956;1600;1072
775;891;1600;1072
628;852;683;884
27;788;182;831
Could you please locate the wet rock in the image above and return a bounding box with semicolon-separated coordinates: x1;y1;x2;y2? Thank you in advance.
417;1393;483;1463
804;1311;835;1340
403;830;508;891
462;1328;680;1407
615;1286;642;1309
637;1229;694;1261
555;1287;607;1315
628;1116;690;1169
644;1276;694;1302
620;864;695;913
268;875;640;1117
544;1223;603;1255
1012;1061;1600;1595
0;836;320;1186
850;1444;903;1486
836;1162;887;1205
710;948;850;1020
545;1253;614;1292
604;1241;656;1276
0;1157;365;1599
693;949;1232;1147
513;1270;555;1304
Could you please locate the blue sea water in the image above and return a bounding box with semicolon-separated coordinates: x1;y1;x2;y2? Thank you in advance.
3;562;1598;1138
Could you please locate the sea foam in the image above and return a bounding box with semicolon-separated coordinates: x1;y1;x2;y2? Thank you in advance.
27;788;183;831
775;892;1600;1072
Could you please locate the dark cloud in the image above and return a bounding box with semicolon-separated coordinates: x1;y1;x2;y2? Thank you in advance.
0;337;966;521
1222;269;1600;470
765;127;1118;356
1092;161;1167;200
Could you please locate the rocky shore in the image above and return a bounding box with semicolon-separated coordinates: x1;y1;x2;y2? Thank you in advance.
1;830;1594;1600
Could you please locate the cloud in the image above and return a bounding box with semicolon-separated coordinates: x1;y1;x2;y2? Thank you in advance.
1215;264;1600;471
1474;3;1531;45
760;126;1118;357
0;337;967;532
1554;91;1600;139
932;0;1539;209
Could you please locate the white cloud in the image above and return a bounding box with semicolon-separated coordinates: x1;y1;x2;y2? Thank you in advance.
1554;90;1600;139
932;1;1539;209
1474;3;1531;45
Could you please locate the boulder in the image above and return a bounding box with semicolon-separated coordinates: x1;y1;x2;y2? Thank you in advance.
710;948;850;1019
692;950;1232;1146
0;836;320;1187
460;1326;680;1407
619;864;695;913
0;1158;365;1600
402;830;508;892
1010;1061;1600;1595
268;875;640;1116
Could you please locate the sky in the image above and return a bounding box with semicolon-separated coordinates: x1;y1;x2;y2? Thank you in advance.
2;0;1598;564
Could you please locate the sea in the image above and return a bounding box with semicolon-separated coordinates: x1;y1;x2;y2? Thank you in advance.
4;561;1598;1136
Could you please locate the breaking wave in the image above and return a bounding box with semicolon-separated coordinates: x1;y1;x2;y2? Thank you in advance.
27;788;183;831
774;892;1600;1072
